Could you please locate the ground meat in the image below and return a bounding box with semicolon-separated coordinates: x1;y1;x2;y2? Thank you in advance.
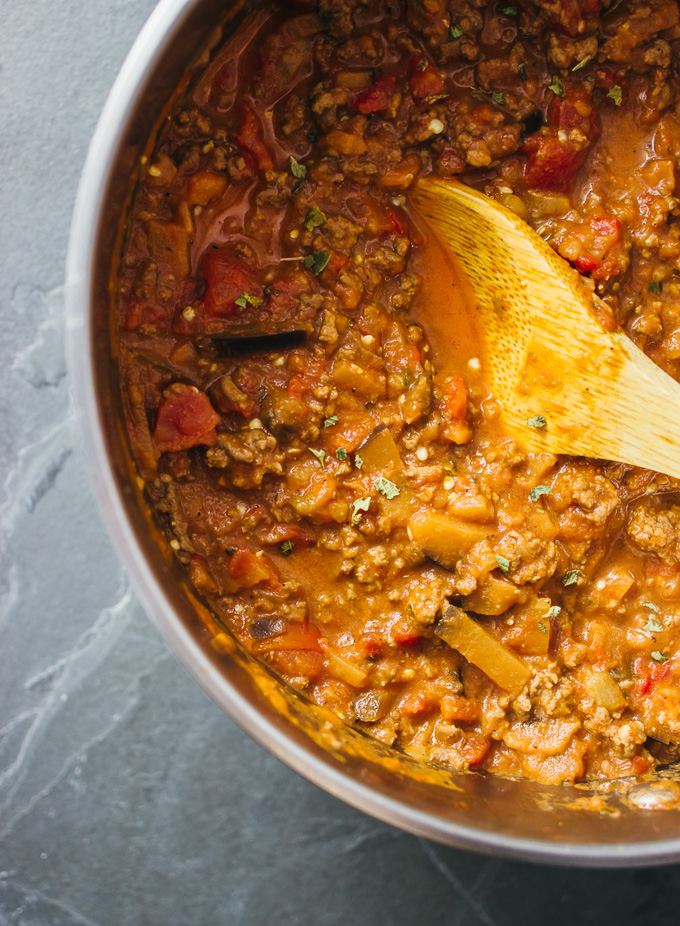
206;429;285;488
495;530;559;585
627;500;680;560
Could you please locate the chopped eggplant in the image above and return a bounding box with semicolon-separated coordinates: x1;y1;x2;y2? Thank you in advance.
435;605;531;697
409;510;491;570
352;689;391;722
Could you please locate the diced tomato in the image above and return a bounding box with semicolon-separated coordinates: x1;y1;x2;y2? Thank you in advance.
389;207;406;236
568;215;622;275
152;383;220;453
263;622;323;652
409;56;444;101
524;129;585;190
458;732;491;766
200;250;262;317
525;88;600;190
441;374;468;421
393;620;423;647
357;632;385;658
354;76;396;114
265;277;301;313
634;653;672;696
399;691;436;717
441;694;481;724
287;375;306;398
236;104;274;171
229;548;279;588
571;252;600;273
630;753;654;775
324;414;375;453
548;87;599;141
594;67;618;93
325;252;349;277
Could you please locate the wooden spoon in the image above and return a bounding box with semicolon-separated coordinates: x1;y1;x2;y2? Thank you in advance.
410;177;680;479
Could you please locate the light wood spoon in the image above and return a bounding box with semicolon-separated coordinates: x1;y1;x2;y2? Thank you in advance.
410;177;680;480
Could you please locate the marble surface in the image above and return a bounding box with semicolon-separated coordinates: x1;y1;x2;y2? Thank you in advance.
3;1;680;923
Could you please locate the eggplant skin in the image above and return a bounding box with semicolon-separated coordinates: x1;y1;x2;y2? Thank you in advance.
211;329;306;356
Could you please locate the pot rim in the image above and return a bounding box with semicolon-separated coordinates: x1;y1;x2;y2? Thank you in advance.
64;0;680;867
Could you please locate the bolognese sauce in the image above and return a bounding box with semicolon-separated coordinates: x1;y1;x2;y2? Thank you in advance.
117;0;680;784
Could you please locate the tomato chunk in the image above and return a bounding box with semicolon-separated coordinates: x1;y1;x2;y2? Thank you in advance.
236;104;274;171
200;251;262;317
354;76;396;114
265;277;301;313
153;383;220;453
525;89;600;190
409;56;444;101
569;215;621;275
441;374;468;420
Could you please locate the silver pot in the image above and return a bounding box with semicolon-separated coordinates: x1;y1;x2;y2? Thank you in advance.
65;0;680;865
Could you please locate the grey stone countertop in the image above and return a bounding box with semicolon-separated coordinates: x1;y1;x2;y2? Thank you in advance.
3;1;680;923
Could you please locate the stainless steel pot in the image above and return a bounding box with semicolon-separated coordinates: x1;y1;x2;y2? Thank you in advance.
65;0;680;865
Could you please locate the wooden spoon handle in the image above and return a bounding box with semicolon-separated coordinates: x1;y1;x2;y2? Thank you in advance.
411;177;680;480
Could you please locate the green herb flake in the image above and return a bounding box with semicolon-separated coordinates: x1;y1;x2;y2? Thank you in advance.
526;414;547;429
264;285;281;297
563;569;581;587
548;75;565;98
518;62;528;81
280;540;294;557
643;601;660;613
652;651;669;663
645;618;664;634
449;24;463;38
417;58;429;71
538;621;547;634
572;54;593;71
290;156;307;180
585;75;595;82
336;448;348;461
496;554;510;573
375;476;400;499
530;484;551;502
649;280;663;294
354;454;364;470
324;415;339;427
607;85;623;106
351;496;371;525
403;368;411;389
304;250;331;275
305;206;327;232
310;448;326;470
490;91;506;105
499;4;518;15
547;605;561;618
234;291;263;310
